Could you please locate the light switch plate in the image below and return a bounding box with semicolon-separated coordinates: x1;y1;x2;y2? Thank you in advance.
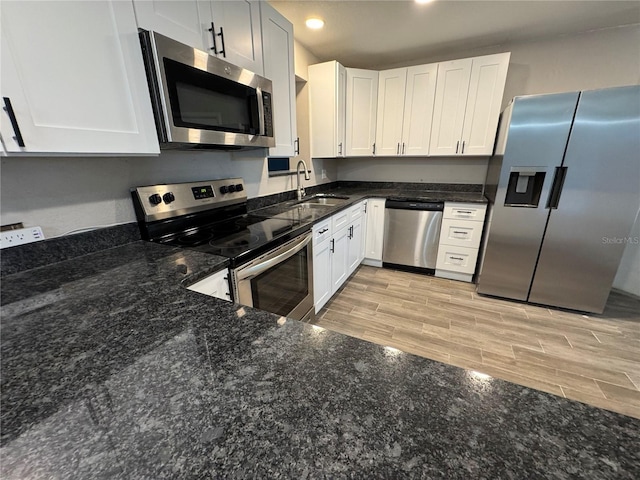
0;226;45;249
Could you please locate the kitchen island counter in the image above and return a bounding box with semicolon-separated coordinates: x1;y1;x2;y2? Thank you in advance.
1;241;639;479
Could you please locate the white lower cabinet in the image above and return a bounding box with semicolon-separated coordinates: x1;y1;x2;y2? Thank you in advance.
363;198;386;267
312;219;333;313
313;201;366;313
187;269;231;301
436;202;487;282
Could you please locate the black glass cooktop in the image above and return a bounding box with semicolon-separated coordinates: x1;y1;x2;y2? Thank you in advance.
158;214;305;264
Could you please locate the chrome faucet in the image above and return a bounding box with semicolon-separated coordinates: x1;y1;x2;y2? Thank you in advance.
296;159;311;200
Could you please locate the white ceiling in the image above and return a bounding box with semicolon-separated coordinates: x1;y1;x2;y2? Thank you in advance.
270;0;640;69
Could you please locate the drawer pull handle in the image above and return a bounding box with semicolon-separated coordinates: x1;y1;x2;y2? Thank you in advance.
456;210;473;214
453;231;468;235
318;228;328;234
330;239;335;253
450;256;465;261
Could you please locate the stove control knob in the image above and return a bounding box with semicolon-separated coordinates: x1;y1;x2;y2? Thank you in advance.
163;192;175;204
220;185;229;194
228;184;237;193
149;194;162;205
235;184;244;192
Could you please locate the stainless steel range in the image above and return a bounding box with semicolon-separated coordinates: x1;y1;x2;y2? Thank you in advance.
131;179;314;321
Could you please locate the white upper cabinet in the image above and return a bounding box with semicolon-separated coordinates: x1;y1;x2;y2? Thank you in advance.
376;63;437;157
132;0;214;52
1;0;159;155
375;68;407;156
345;68;378;157
210;1;263;74
133;0;263;74
429;52;510;156
309;61;347;158
260;2;296;157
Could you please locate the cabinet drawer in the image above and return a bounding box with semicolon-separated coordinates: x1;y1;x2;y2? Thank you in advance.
313;219;332;245
349;201;363;221
444;203;487;222
332;209;350;231
439;218;483;249
436;245;479;274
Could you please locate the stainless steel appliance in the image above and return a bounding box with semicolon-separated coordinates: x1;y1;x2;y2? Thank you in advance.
478;85;640;314
139;31;275;149
382;199;444;274
132;179;314;321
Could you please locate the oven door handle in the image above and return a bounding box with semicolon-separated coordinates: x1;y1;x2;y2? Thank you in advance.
235;233;311;281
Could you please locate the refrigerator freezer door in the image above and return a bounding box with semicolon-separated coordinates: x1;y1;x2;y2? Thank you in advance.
477;92;579;300
528;85;640;313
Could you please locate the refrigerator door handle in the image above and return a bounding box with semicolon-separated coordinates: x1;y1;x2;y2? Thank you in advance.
546;166;568;209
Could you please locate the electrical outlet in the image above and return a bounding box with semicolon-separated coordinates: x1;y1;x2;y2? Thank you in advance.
321;169;327;179
0;226;45;249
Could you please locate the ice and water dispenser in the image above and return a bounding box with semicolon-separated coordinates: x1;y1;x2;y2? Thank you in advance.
504;167;546;207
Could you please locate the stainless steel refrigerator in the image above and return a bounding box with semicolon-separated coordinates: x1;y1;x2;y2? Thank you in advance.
477;85;640;314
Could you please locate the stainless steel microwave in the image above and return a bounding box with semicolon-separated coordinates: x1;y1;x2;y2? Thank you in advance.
139;30;275;149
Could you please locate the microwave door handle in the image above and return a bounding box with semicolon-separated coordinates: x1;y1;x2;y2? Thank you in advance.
235;234;311;281
256;87;266;136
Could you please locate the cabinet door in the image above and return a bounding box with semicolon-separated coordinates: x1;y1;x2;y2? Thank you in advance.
345;68;378;157
364;198;386;262
187;269;231;301
359;201;368;263
309;61;345;158
313;237;333;313
330;227;349;294
337;63;347;157
429;58;472;156
375;68;407;156
348;217;364;275
1;1;159;155
402;63;438;156
460;53;510;156
210;0;263;74
261;2;296;157
132;0;213;51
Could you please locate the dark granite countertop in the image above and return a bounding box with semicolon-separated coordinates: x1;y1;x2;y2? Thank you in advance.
1;241;639;478
250;186;488;230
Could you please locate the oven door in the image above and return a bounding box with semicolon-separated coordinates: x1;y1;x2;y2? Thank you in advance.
232;232;314;321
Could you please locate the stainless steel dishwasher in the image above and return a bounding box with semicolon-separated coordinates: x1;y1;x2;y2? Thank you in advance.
382;199;444;274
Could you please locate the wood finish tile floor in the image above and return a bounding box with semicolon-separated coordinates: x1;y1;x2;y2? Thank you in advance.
314;265;640;419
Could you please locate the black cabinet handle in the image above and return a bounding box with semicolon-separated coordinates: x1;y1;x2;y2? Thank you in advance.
348;226;353;239
455;141;459;154
461;141;466;154
294;137;300;155
318;228;328;234
450;256;464;261
453;231;468;235
3;97;25;147
402;143;406;155
330;239;335;253
218;26;226;57
397;143;400;155
372;143;376;155
208;22;218;53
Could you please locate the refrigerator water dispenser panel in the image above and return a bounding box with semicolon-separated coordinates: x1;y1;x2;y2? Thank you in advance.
504;167;546;207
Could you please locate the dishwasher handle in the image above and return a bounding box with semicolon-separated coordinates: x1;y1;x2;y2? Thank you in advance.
385;200;444;211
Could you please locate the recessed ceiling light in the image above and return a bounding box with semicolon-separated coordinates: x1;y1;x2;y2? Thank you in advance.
415;0;434;4
305;18;325;30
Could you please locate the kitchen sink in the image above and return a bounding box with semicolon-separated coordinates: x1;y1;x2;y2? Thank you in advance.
295;194;350;207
